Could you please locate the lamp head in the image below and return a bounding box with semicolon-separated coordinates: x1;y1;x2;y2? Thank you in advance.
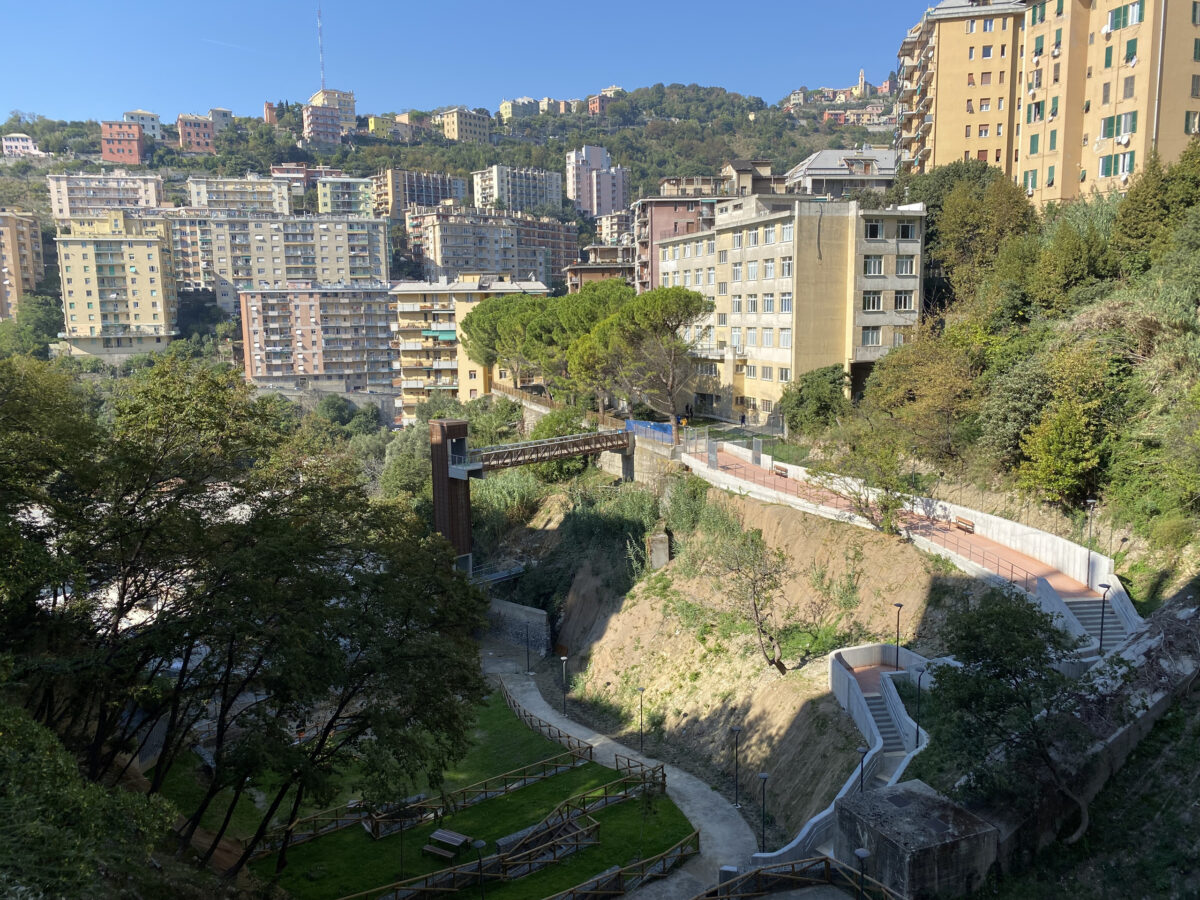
854;847;871;862
731;725;742;734
856;746;868;756
472;838;486;850
893;602;903;609
560;655;568;662
758;772;769;781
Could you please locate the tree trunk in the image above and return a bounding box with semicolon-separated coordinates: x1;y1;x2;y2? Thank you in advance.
223;777;295;879
274;782;307;873
199;774;249;866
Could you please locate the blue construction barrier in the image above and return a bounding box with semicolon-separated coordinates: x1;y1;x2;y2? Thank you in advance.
626;419;674;444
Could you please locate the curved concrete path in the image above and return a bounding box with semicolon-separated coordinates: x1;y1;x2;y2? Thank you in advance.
481;640;757;900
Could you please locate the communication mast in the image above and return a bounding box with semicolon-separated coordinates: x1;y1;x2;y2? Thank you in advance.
317;5;326;90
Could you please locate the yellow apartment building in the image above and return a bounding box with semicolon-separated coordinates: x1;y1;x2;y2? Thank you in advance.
56;211;179;359
316;177;374;217
308;88;357;133
657;197;925;424
0;208;44;319
186;174;292;213
442;108;491;144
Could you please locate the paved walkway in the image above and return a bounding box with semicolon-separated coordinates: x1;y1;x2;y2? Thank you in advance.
480;639;758;900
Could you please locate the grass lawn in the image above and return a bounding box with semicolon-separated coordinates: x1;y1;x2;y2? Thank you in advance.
254;763;616;899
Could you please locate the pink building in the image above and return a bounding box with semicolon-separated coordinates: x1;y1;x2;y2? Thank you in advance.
101;121;146;164
263;102;277;124
632;196;717;293
588;94;611;116
302;104;341;145
177;114;215;153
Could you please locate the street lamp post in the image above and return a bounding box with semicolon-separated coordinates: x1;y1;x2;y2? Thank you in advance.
1098;583;1111;656
915;666;926;745
560;655;568;718
856;746;868;792
524;622;530;674
758;773;769;853
472;839;487;900
1086;498;1098;586
893;602;904;670
638;687;645;754
854;847;870;900
731;726;743;808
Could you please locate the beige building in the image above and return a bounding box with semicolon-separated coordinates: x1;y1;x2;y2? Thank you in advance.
308;88;357;133
0;209;45;319
657;197;926;422
186;174;291;213
390;274;547;418
48;171;165;221
316;177;374;216
56;211;179;359
370;169;468;220
240;283;395;393
596;210;632;245
472;165;563;212
442;107;491;144
499;97;538;123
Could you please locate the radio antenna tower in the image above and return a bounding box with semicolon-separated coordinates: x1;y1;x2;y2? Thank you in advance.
317;5;326;90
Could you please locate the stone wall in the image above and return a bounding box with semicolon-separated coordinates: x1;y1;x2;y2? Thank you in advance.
487;597;550;661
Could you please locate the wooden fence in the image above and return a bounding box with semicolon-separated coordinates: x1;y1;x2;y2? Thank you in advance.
542;829;702;900
686;856;900;900
496;678;595;758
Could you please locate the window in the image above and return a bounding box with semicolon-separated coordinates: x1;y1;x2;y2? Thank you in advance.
1187;111;1200;134
1050;129;1058;150
731;296;742;313
1047;164;1056;186
718;249;728;263
862;291;882;311
780;292;793;313
1105;46;1113;69
707;238;716;254
862;326;881;347
865;219;883;239
672;245;680;260
746;328;757;347
697;361;718;377
968;46;975;60
732;262;743;282
764;258;775;279
682;242;691;259
763;293;774;312
747;260;758;280
731;327;742;347
1195;38;1200;61
661;273;670;288
762;329;773;348
682;270;691;287
718;282;728;295
761;367;773;382
717;312;728;326
1030;133;1040;155
781;223;794;241
732;232;743;249
708;267;716;285
1053;62;1061;85
1194;0;1200;24
779;368;792;382
746;364;757;377
966;18;976;33
1099;150;1136;176
780;256;793;277
748;229;759;247
982;45;993;58
1102;81;1111;104
896;256;916;276
1126;38;1138;62
894;290;915;311
1194;74;1200;98
764;225;775;244
863;256;883;276
980;99;991;112
984;17;994;31
1031;2;1046;25
979;125;990;138
747;295;758;313
898;220;917;240
780;328;792;348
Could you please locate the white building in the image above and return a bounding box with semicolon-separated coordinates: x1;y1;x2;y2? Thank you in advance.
123;110;162;141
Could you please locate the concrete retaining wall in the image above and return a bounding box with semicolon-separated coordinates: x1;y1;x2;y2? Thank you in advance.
487;598;549;661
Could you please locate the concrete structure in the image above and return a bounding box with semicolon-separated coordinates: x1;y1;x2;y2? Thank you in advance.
657;175;728;197
263;102;277;125
316;177;373;217
2;133;44;157
176;114;215;153
302;103;342;145
723;159;789;196
270;162;345;193
633;195;719;293
122;110;161;141
657;196;925;420
48;171;165;221
596;210;632;245
240;283;395;392
101;121;146;164
588;94;611;116
406;204;578;286
208;108;233;134
472;165;563;212
390;274;547;417
498;97;538;123
785;147;900;197
370;169;467;220
56;211;179;359
186;174;291;213
564;243;636;293
442;107;491;144
0;209;44;319
566;146;630;217
307;88;356;133
589;165;630;217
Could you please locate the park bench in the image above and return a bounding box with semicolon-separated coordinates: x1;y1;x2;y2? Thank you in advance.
772;464;788;478
953;516;975;534
422;828;471;861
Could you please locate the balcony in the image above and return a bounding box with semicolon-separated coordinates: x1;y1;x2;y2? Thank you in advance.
853;344;888;363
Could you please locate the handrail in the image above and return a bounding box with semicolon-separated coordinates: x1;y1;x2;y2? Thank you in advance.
688;856;900;900
542;829;701;900
496;678;594;757
470;429;625;462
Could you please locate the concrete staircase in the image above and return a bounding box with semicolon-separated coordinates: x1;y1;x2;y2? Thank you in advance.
864;694;905;753
1064;597;1126;654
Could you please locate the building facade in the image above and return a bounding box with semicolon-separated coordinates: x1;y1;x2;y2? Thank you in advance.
240;284;394;392
56;211;179;359
370;169;468;220
589;165;630;217
302;104;342;145
307;89;356;133
564;243;636;293
270;162;346;193
566;145;611;211
657;197;925;421
632;196;719;293
186;175;292;213
316;177;373;216
596;210;632;245
2;133;44;157
48;171;165;221
442;107;492;144
101;121;146;164
498;97;538;123
208;108;233;133
122;110;161;140
0;209;44;319
784;147;900;196
471;165;563;212
177;114;216;153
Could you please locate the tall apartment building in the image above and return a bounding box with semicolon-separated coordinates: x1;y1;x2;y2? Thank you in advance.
240;283;395;392
186;174;291;213
302;103;342;145
177;114;216;153
48;171;165;221
0;209;44;319
101;121;146;164
565;146;629;216
158;211;389;312
270;162;346;193
589;166;630;217
390;274;548;417
56;211;179;359
471;165;563;212
442;108;491;144
307;89;356;133
596;210;632;245
370;169;467;220
406;205;578;286
122;110;161;140
632;196;719;293
656;197;925;420
316;177;374;216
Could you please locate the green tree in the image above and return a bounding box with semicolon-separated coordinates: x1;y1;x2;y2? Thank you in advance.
527;406;594;482
778;365;848;437
1110;150;1168;277
1017;397;1101;504
936;176;1038;302
314;393;357;426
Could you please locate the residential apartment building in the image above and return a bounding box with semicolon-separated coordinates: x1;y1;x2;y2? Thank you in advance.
0;209;44;319
589;165;630;217
390;274;547;417
317;177;373;216
208;108;233;133
186;174;291;213
406;205;578;286
177;114;216;153
370;169;467;220
303;104;342;145
307;89;356;133
122;110;161;140
472;165;563;212
596;210;632;245
656;197;925;421
498;97;538;123
442;107;491;144
2;133;44;157
588;94;611;116
784;147;900;196
56;211;179;359
270;162;346;193
632;195;719;293
101;121;146;164
564;243;636;293
240;283;395;393
48;171;165;222
565;146;630;216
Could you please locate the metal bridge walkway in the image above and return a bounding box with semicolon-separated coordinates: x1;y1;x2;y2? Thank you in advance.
450;429;630;479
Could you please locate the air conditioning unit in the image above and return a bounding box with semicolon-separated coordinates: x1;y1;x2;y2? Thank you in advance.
1101;23;1112;35
1052;47;1061;57
1118;134;1130;145
1121;172;1130;183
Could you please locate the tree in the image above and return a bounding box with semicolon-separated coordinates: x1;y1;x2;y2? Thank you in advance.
527;406;593;482
778;365;848;437
928;590;1091;841
314;393;357;426
1017;397;1102;505
935;176;1038;302
1110;150;1168;277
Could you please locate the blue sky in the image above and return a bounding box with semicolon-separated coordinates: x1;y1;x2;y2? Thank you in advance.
4;0;922;121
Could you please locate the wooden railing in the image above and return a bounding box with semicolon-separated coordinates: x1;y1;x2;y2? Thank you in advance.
496;678;595;758
687;856;901;900
542;829;702;900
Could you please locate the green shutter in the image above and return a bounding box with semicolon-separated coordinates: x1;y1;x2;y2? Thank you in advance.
1126;38;1137;61
1138;0;1146;21
1055;28;1062;47
1035;35;1045;54
1103;116;1115;138
1194;38;1200;61
1105;46;1114;68
1030;134;1040;155
1100;155;1111;177
1056;0;1064;13
1131;110;1138;133
1048;165;1056;185
1128;151;1135;171
1050;129;1058;150
1051;96;1059;115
